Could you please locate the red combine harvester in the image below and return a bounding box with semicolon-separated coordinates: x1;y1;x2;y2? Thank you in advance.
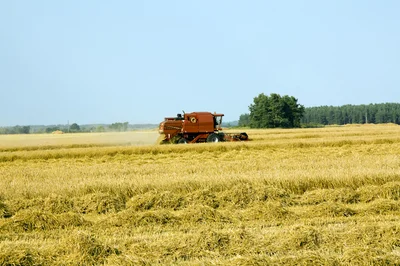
159;111;248;144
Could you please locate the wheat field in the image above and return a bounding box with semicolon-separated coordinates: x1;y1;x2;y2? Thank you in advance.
1;125;400;265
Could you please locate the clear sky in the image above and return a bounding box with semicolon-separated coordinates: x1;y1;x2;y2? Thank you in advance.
1;1;399;126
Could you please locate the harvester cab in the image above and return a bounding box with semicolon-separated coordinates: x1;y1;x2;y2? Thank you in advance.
213;114;223;130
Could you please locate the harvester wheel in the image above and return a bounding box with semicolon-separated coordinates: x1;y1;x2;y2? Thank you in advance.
160;139;170;144
178;138;188;144
170;135;181;144
218;132;225;141
207;133;219;143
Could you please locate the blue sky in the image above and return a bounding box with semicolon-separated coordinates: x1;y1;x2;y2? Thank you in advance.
1;1;399;126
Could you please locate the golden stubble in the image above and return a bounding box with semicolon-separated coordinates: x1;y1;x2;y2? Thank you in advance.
1;124;400;265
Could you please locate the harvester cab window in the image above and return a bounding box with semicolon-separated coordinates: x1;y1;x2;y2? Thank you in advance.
213;117;218;127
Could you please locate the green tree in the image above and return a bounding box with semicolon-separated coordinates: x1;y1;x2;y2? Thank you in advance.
46;126;60;133
70;123;80;132
96;125;105;132
238;113;250;127
20;126;30;134
248;93;272;128
109;122;129;132
248;93;304;128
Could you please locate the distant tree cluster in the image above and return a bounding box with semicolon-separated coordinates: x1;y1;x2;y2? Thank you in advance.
238;114;250;127
239;93;305;128
0;126;30;134
109;122;129;131
0;121;152;135
45;126;62;133
69;123;81;132
302;103;400;125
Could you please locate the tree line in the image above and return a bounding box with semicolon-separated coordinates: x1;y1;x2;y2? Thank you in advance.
3;97;399;134
239;93;400;128
0;126;31;134
0;122;135;134
301;103;400;126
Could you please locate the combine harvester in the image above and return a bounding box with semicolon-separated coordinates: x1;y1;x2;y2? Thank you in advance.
159;111;248;144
